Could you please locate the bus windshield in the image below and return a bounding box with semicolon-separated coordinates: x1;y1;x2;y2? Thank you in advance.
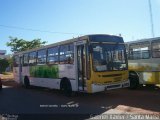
92;43;127;72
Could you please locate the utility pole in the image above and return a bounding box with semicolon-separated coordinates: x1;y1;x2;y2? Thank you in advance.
148;0;154;37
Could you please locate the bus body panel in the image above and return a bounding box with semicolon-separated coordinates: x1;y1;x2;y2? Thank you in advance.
20;64;77;90
89;70;129;93
90;70;128;84
28;77;77;91
129;59;160;84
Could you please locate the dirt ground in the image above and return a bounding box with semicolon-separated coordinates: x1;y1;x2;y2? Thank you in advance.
1;73;160;118
0;72;14;81
0;73;15;87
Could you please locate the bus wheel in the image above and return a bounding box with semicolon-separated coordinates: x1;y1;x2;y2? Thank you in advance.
129;72;139;89
60;78;72;97
24;76;30;88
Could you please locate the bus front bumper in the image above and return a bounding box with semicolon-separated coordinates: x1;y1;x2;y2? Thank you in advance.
91;80;130;93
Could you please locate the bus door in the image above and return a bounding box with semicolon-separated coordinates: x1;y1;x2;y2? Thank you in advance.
77;44;87;91
19;56;23;84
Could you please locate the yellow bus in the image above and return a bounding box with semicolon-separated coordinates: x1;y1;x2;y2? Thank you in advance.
13;34;129;96
126;37;160;89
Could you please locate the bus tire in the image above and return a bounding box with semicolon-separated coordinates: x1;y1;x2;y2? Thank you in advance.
24;76;30;88
129;71;139;89
60;77;72;97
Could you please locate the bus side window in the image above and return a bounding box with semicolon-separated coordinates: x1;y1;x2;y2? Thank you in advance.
59;44;68;64
125;44;129;59
29;51;37;66
13;56;19;67
68;43;74;64
129;42;150;59
152;40;160;58
59;43;74;64
23;53;28;66
37;49;46;65
47;46;59;64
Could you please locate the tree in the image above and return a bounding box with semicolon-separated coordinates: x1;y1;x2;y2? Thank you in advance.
6;37;47;53
0;59;9;73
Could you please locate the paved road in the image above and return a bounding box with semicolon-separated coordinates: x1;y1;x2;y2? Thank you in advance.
0;81;160;119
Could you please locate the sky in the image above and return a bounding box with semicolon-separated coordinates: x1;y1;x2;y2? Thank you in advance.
0;0;160;54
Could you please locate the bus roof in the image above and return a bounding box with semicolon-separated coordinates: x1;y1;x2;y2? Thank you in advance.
89;34;123;43
126;37;160;44
14;34;122;56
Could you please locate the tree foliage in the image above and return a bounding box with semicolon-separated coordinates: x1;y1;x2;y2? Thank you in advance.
0;59;9;73
6;37;47;53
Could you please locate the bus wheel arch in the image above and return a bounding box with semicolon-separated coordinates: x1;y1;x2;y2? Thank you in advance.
60;77;72;97
129;71;139;89
24;76;30;88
